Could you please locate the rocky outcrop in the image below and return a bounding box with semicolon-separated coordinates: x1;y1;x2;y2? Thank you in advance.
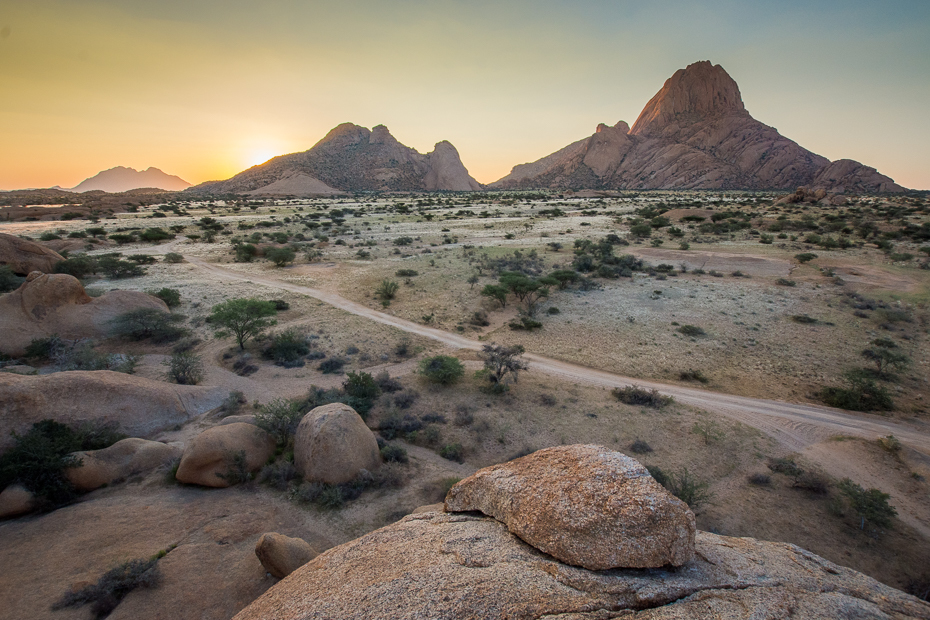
175;423;275;488
255;533;319;579
0;371;226;450
0;484;36;519
191;124;482;194
0;233;64;275
70;166;191;193
0;272;169;356
234;510;929;620
493;61;904;192
64;438;181;492
445;445;694;569
294;403;380;485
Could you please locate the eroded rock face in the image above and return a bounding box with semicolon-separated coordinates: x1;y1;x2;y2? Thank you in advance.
0;371;226;451
293;403;380;485
65;438;181;492
233;510;930;620
0;272;169;356
0;484;36;519
0;232;64;275
255;533;319;579
492;61;904;192
444;445;694;569
175;423;275;488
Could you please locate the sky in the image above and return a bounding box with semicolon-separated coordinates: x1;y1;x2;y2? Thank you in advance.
1;0;929;190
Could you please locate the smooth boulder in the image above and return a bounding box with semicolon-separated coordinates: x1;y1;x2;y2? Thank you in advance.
65;438;181;492
233;510;930;620
294;403;380;485
0;484;36;519
175;423;275;488
0;232;64;275
255;533;319;579
445;444;695;569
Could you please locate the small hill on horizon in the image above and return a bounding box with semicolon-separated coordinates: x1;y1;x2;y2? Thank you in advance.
189;124;483;195
492;61;904;193
70;166;192;193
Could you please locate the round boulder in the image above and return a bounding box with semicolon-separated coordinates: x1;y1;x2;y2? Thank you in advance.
65;438;181;492
294;403;380;485
0;232;64;275
445;444;695;570
176;423;275;488
255;532;319;579
0;484;36;519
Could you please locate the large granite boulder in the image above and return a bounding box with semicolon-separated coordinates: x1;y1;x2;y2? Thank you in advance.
175;423;275;488
255;533;319;579
445;444;694;569
65;438;181;492
293;403;380;485
233;510;930;620
0;232;64;275
0;371;226;451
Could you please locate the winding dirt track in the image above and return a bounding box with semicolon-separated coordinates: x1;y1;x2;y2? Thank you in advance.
185;256;930;456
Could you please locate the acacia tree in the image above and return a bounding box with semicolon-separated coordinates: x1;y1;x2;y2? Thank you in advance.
209;298;277;349
479;343;528;391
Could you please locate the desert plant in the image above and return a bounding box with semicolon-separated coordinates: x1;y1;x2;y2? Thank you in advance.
266;246;296;267
396;269;418;277
611;385;672;408
678;369;709;383
0;265;25;292
255;398;304;447
418;355;465;385
380;445;409;463
629;439;653;454
163;351;204;385
53;255;97;279
151;287;181;308
748;473;771;486
775;278;796;287
263;328;310;367
376;280;399;301
861;340;910;377
795;252;818;263
663;467;711;510
343;371;381;416
97;256;145;278
209;298;278;349
439;443;464;463
677;324;706;337
318;357;346;374
163;252;184;263
837;478;897;531
109;308;188;342
820;372;894;412
478;343;527;388
692;421;724;444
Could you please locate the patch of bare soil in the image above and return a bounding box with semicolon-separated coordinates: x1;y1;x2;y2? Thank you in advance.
629;247;792;277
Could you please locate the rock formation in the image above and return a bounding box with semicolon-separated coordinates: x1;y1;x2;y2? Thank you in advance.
70;166;191;193
492;61;904;193
293;403;381;485
0;233;64;275
0;272;168;356
65;438;181;492
191;124;481;195
0;484;35;519
444;445;694;569
0;371;226;450
254;533;319;579
175;423;275;488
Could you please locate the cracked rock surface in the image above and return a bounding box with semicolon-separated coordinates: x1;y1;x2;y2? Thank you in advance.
234;510;930;620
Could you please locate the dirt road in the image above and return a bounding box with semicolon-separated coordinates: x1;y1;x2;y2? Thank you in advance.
184;255;930;456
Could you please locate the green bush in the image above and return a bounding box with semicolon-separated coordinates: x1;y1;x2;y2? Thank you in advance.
837;478;897;531
0;265;25;292
54;556;162;618
24;334;65;360
820;372;894;412
611;385;672;408
795;252;818;263
163;252;184;263
98;256;145;278
209;298;278;349
380;445;409;463
318;357;346;374
343;371;381;416
266;246;296;267
163;351;204;385
677;324;705;337
418;355;465;385
263;329;310;367
439;443;464;463
775;278;796;287
54;255;97;279
396;269;418;277
139;228;173;242
661;467;711;509
109;308;188;342
376;279;399;301
678;369;709;383
151;288;181;308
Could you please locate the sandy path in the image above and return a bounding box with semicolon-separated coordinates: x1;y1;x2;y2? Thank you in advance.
183;255;930;457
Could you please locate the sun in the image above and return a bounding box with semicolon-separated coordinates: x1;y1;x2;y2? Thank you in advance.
247;147;279;168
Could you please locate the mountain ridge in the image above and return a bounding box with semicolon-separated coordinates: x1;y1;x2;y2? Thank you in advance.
71;166;191;193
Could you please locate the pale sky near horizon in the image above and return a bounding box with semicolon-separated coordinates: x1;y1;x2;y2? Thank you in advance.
1;0;928;190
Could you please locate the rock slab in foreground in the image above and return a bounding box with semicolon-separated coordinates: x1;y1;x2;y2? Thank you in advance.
255;533;319;579
445;444;694;569
294;403;380;485
233;511;930;620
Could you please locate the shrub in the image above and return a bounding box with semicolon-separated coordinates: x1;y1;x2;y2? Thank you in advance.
375;371;403;393
767;457;804;478
645;465;668;487
820;372;894;412
163;252;184;263
270;299;290;311
380;445;409;463
266;246;296;267
439;443;464;463
692;421;723;444
393;389;419;409
209;298;278;349
629;439;653;454
255;399;304;447
396;269;418;277
139;228;173;242
795;253;818;263
233;243;258;262
343;371;381;416
677;324;705;337
508;316;542;330
775;278;796;287
478;343;527;388
0;265;25;292
678;369;709;383
151;287;181;308
53;341;138;374
258;460;299;491
53;557;162;618
263;329;310;367
418;355;465;385
24;334;65;360
54;255;97;279
97;256;145;278
748;473;771;486
611;385;672;408
837;478;897;531
790;314;818;324
376;279;399;301
662;467;711;509
318;357;346;374
109;308;188;342
378;412;423;440
163;351;204;385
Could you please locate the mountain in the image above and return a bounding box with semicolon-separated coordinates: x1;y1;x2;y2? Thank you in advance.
191;124;482;195
70;166;191;193
492;61;904;193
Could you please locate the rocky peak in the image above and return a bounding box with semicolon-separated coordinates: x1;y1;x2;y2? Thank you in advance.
630;60;747;136
369;124;397;145
316;123;371;148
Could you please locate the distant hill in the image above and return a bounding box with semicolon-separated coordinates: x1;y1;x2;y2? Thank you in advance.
492;61;903;193
190;124;482;195
71;166;191;193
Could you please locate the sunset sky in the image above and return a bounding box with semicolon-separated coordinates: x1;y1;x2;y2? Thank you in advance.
2;0;928;190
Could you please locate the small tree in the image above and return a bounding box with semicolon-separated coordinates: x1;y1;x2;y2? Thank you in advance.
376;280;399;302
418;355;465;385
837;478;896;531
266;246;296;267
481;284;508;308
151;287;181;308
479;343;528;389
109;308;187;342
254;398;304;447
163;351;204;385
209;298;278;349
861;339;909;377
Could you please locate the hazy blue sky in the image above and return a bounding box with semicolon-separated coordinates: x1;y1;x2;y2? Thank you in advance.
1;0;928;188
